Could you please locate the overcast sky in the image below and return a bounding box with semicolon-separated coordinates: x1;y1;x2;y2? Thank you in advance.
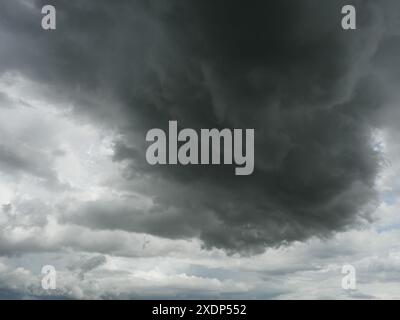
0;0;400;299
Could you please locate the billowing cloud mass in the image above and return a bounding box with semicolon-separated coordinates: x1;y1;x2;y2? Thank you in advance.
0;0;400;299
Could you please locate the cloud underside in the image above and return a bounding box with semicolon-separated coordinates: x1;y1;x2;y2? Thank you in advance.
0;0;399;255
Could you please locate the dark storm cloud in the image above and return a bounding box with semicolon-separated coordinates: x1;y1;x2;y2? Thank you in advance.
0;0;394;252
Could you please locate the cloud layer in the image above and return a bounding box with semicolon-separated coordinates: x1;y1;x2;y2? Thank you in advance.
0;0;400;299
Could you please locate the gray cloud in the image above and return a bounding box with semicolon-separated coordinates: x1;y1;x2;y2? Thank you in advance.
0;141;69;191
0;0;397;254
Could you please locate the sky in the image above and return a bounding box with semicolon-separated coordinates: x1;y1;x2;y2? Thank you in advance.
0;0;400;299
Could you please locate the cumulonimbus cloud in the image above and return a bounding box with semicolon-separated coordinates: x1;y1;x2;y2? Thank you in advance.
0;0;395;253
